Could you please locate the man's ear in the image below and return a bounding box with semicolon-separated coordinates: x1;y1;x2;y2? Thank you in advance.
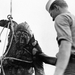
54;5;59;10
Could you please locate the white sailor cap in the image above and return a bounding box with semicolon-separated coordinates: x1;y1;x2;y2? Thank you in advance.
46;0;55;12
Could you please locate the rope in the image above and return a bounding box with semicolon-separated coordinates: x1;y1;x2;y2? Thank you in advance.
0;27;5;42
1;21;14;75
1;0;13;74
1;0;13;73
3;19;14;58
1;23;10;75
2;23;10;56
10;0;12;17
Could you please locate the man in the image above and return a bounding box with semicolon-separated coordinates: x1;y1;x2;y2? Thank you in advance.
0;19;57;75
46;0;75;75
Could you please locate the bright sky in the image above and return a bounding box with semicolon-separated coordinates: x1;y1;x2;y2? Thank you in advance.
0;0;75;75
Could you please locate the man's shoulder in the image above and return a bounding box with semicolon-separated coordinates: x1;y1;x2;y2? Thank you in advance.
55;12;75;23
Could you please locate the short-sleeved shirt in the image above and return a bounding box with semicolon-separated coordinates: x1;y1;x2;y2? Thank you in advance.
54;12;75;51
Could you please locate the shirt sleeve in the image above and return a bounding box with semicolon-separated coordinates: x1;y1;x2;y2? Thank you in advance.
55;14;72;45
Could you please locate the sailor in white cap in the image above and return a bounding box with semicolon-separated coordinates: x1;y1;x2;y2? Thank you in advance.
46;0;68;21
45;0;75;75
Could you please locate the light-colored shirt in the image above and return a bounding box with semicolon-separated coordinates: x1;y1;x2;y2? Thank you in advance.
55;12;75;52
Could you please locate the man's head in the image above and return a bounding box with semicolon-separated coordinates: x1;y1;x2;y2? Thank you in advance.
14;22;32;46
46;0;68;21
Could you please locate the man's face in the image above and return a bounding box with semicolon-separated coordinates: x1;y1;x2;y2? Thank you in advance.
49;8;59;21
15;30;30;46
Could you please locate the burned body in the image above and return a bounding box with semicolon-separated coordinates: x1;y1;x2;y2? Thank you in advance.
0;20;57;75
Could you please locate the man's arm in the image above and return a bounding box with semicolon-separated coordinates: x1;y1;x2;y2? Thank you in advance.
32;39;57;66
39;53;57;66
54;40;71;75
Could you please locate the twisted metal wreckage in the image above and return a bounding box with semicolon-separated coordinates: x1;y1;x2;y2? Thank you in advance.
0;0;57;75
